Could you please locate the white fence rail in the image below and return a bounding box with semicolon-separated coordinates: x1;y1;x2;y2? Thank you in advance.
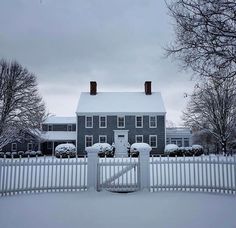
150;155;236;194
0;156;87;196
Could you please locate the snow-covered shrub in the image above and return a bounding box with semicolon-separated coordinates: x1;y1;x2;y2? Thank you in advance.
36;151;43;156
165;144;179;154
55;143;76;158
0;152;5;158
192;144;204;156
24;151;31;157
29;151;37;157
18;151;24;157
165;144;204;156
129;143;152;157
85;143;114;157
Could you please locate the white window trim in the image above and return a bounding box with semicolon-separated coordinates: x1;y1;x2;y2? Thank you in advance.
135;135;143;143
135;116;143;128
149;116;157;128
149;135;157;148
11;143;17;151
85;116;93;128
27;143;33;151
85;135;93;147
99;135;107;143
99;116;107;128
117;116;125;128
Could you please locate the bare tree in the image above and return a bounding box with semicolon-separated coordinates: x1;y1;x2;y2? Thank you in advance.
166;0;236;79
183;77;236;153
0;59;47;149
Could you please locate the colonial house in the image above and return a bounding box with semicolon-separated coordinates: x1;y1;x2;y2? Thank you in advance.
1;81;193;155
76;81;166;156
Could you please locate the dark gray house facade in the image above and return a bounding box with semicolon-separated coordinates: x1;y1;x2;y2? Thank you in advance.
76;81;166;155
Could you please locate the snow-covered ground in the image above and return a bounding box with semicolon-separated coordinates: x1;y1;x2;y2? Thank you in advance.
0;191;236;228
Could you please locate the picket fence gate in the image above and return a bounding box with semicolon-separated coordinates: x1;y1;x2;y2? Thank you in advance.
0;153;236;196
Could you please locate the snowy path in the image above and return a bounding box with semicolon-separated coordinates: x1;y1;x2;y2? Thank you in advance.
0;191;236;228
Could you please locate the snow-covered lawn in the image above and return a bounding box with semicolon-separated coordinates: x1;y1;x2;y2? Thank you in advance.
0;191;236;228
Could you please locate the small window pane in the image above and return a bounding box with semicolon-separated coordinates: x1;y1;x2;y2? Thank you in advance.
136;135;143;143
99;135;107;143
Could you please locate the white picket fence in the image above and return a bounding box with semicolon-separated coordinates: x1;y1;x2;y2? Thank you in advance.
150;155;236;194
0;154;236;196
0;156;87;196
98;157;139;192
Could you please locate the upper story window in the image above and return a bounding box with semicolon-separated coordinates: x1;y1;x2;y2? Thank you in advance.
99;116;107;128
67;124;73;131
149;116;157;128
135;135;143;143
48;124;53;131
117;116;125;128
136;116;143;128
85;116;93;128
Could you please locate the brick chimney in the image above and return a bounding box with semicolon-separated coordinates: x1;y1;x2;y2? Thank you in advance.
145;81;152;95
90;81;97;95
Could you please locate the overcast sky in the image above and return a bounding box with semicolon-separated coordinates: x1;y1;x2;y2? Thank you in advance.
0;0;194;125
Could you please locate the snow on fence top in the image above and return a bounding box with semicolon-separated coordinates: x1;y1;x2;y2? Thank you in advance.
76;92;166;114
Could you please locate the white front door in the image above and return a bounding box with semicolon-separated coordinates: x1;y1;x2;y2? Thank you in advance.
114;130;129;157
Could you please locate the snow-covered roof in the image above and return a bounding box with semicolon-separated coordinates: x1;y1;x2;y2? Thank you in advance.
76;92;166;114
41;131;76;141
44;116;76;124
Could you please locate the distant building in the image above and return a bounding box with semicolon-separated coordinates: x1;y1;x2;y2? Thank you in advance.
166;127;192;147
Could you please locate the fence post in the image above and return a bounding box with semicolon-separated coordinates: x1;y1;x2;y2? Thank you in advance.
138;145;151;191
87;147;99;191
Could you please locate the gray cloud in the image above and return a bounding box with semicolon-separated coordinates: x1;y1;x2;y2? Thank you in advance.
0;0;194;125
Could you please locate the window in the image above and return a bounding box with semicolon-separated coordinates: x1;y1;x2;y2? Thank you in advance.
85;135;93;147
99;135;107;143
67;124;73;131
85;116;93;128
135;135;143;143
171;138;182;147
11;143;17;151
117;116;125;128
184;138;190;147
27;143;33;151
149;116;157;128
149;135;157;148
136;116;143;128
48;124;53;131
99;116;107;128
